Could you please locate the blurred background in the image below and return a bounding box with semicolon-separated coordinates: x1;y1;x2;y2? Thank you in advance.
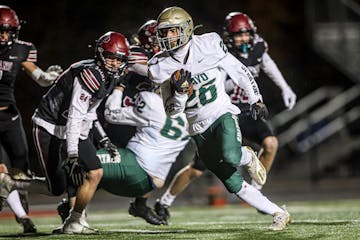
0;0;359;209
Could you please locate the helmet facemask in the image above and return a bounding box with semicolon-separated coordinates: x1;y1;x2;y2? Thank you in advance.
156;7;194;52
95;32;130;78
223;12;256;54
230;31;253;54
97;48;128;78
157;21;192;52
0;6;20;47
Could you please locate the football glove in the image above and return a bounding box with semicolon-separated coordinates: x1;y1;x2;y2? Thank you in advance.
46;65;63;75
250;101;269;120
63;156;85;188
100;138;120;162
282;87;297;110
170;69;193;94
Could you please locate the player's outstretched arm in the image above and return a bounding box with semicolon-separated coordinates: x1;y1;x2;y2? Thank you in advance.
22;61;63;87
261;53;296;110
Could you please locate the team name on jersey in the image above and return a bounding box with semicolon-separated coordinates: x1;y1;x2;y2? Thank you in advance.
0;60;13;72
192;72;209;85
97;152;121;164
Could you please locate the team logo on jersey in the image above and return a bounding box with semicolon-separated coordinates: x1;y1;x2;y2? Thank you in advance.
191;73;209;84
123;96;135;106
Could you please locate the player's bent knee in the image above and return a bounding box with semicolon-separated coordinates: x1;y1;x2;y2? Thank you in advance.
50;183;66;196
87;168;103;183
263;137;278;153
151;176;165;188
0;164;8;173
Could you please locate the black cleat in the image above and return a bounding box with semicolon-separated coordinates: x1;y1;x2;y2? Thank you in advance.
57;198;70;223
154;199;170;221
19;217;37;233
128;201;167;225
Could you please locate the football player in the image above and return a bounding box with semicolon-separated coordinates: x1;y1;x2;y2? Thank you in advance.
224;12;296;182
1;79;187;227
148;7;291;231
155;12;298;218
0;5;62;233
102;79;188;225
31;31;129;234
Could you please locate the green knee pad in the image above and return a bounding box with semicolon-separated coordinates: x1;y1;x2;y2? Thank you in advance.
206;162;243;193
223;171;243;193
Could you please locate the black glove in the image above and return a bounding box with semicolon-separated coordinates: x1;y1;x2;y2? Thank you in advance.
100;138;120;162
170;69;192;94
63;156;85;188
250;101;269;120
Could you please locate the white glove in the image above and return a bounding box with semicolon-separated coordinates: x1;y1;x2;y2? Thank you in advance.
282;87;296;110
32;65;63;87
46;65;63;75
42;65;63;84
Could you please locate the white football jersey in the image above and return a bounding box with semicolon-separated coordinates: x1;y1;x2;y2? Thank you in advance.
149;32;262;135
105;91;189;181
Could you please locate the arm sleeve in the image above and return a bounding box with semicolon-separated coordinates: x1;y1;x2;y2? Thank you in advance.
105;88;123;111
164;91;188;117
26;43;37;62
66;78;92;157
104;94;149;127
224;77;236;93
261;52;291;91
218;53;262;104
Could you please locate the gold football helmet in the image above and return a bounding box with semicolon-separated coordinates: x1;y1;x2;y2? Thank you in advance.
156;6;194;52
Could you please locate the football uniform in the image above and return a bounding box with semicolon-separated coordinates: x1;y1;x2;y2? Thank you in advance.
0;40;37;172
101;91;189;196
32;59;118;195
97;72;144;148
149;32;262;193
96;46;150;148
227;34;278;144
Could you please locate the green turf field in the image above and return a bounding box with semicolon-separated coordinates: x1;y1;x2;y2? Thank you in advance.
0;199;359;239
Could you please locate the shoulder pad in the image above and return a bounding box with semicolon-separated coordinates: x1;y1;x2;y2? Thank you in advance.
190;33;228;70
253;34;268;52
77;64;105;94
14;39;34;47
194;32;225;52
148;51;168;65
130;45;146;54
129;45;149;64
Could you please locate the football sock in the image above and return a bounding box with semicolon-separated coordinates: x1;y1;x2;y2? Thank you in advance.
236;181;284;215
6;190;26;218
68;208;82;222
251;179;263;190
135;197;147;206
160;190;176;206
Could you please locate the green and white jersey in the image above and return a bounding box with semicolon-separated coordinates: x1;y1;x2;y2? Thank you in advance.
148;32;262;135
105;91;189;181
